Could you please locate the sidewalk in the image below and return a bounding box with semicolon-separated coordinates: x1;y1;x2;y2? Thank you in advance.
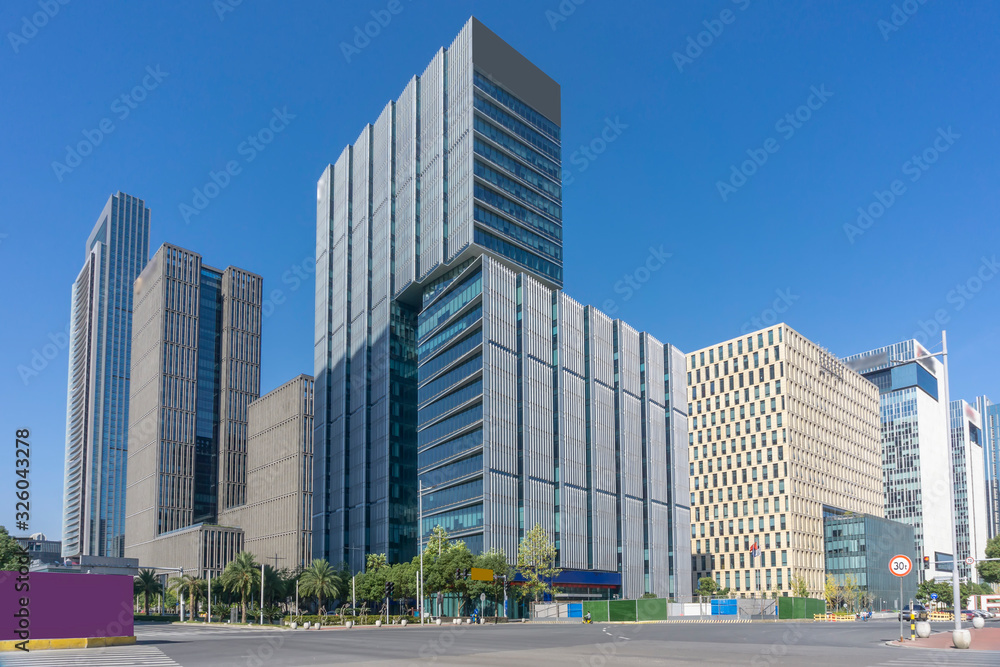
897;625;1000;651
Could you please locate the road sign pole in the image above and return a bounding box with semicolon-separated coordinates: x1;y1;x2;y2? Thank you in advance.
899;577;903;642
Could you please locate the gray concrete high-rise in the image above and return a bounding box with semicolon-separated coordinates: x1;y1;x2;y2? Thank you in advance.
62;192;150;558
314;17;691;599
124;243;261;575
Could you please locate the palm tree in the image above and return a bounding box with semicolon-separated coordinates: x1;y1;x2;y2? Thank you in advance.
169;574;204;621
220;552;259;624
134;569;163;616
298;559;343;614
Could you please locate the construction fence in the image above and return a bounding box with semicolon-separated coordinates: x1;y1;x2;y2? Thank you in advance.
533;597;823;622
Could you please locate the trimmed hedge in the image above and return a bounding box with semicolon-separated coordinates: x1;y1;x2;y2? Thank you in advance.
283;614;411;626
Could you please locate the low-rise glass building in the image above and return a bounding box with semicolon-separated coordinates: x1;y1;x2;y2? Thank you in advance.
823;508;916;610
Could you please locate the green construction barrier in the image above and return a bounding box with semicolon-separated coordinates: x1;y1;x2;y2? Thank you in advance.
582;601;609;623
777;597;828;619
806;598;826;617
778;597;793;619
608;599;637;622
636;597;668;621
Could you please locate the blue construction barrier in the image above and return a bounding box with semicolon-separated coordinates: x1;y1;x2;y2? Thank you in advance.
568;603;583;618
711;599;738;616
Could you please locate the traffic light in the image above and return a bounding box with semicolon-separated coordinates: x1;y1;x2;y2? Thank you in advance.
923;555;930;567
385;581;394;597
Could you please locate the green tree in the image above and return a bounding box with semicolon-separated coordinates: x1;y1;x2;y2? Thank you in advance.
468;549;510;616
842;573;858;613
134;569;163;616
298;559;343;614
823;574;838;608
790;575;809;598
696;576;719;597
979;536;1000;584
220;552;259;623
168;574;205;620
0;526;24;571
515;523;560;604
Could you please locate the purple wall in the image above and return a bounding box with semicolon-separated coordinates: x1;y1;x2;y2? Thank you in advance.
1;570;134;640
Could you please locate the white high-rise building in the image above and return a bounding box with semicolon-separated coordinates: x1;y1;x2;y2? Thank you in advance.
951;399;989;581
844;340;954;581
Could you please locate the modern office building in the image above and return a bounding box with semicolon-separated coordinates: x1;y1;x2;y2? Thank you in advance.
951;399;989;581
124;243;262;576
13;533;63;568
62;192;151;558
219;375;315;571
687;324;883;598
314;17;691;599
843;340;954;581
823;510;916;610
974;396;999;540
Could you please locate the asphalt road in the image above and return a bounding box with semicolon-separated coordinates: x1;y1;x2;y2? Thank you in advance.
1;620;997;666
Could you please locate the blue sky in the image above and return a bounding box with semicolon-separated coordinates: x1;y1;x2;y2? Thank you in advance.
1;0;998;542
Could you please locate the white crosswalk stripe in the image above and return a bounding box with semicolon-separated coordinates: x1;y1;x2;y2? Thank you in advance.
0;645;179;666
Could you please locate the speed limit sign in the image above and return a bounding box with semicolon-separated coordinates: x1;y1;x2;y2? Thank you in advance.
965;556;975;566
889;554;912;577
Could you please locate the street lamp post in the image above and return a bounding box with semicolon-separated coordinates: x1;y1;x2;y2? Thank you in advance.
419;479;425;625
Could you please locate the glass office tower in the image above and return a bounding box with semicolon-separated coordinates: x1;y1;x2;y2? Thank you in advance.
62;192;150;557
124;244;262;575
843;340;954;581
314;17;691;598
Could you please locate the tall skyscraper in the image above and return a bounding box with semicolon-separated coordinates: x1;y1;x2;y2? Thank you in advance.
314;17;691;599
974;396;999;540
124;244;261;575
687;325;883;597
950;399;989;581
843;340;955;581
62;192;150;558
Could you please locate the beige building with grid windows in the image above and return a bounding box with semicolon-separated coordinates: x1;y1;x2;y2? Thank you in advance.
687;324;882;598
220;375;315;572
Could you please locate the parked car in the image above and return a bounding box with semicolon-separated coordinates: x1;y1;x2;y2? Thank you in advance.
898;604;928;621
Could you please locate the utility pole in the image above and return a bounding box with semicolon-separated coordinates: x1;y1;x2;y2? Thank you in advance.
260;563;265;626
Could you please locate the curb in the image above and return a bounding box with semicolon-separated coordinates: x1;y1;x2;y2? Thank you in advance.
0;636;136;652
